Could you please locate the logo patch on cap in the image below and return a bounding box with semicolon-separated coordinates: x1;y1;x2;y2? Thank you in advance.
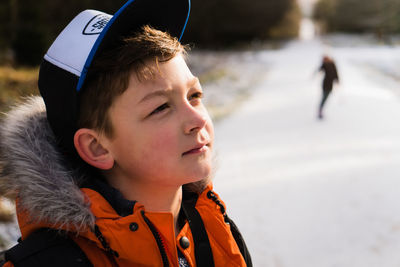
83;14;111;35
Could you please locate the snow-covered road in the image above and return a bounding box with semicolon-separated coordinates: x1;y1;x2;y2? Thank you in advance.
213;38;400;267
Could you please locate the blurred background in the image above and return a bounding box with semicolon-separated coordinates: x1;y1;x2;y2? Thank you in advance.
1;0;400;266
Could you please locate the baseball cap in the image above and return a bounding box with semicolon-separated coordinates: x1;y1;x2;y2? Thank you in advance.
38;0;191;154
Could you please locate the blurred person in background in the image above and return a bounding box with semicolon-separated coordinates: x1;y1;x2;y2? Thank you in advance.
318;55;339;119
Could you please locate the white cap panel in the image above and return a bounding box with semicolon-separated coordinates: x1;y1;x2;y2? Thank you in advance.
45;10;112;77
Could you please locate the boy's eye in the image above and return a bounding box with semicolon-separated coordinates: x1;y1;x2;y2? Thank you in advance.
150;103;170;116
188;92;203;101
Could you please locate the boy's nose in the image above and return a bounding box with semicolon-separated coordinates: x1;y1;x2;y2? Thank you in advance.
183;106;207;135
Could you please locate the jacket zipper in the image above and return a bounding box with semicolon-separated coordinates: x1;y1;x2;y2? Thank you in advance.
141;210;170;267
94;225;119;267
207;190;229;222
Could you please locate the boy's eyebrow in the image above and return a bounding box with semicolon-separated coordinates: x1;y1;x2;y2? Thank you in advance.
139;90;169;104
139;76;200;104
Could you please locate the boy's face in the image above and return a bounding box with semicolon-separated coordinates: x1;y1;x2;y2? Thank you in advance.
104;54;214;188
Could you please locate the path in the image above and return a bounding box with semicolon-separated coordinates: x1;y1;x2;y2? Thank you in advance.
212;38;400;267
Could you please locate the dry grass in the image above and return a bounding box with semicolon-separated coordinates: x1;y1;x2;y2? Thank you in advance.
0;66;39;112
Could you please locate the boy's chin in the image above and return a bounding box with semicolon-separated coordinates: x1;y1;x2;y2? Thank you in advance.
183;167;212;184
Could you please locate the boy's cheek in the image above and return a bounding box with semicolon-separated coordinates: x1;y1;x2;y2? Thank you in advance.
147;130;176;152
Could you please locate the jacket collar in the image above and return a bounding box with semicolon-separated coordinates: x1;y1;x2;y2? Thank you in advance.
82;177;136;217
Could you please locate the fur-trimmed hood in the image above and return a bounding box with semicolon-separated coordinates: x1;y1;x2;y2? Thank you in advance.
0;96;95;232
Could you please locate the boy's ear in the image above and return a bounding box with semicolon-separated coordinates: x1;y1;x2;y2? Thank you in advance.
74;129;114;170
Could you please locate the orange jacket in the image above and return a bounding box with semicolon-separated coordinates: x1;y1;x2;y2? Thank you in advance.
10;184;248;267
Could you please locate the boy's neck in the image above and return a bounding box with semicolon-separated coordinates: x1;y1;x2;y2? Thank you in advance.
107;176;183;234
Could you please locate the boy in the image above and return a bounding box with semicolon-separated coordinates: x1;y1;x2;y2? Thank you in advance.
0;0;252;266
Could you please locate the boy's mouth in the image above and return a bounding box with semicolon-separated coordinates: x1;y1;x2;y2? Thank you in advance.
182;143;209;156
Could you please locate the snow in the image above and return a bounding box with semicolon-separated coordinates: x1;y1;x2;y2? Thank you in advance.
212;37;400;267
299;18;316;41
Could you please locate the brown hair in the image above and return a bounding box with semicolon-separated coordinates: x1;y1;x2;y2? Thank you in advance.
77;25;187;137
